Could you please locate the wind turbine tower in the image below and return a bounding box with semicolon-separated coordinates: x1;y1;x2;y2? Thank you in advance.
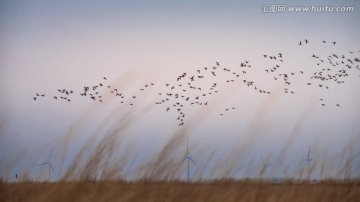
39;147;55;181
260;153;271;179
182;139;196;181
305;145;312;180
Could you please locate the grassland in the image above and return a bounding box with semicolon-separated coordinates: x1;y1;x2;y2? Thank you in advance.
1;180;359;202
1;74;360;202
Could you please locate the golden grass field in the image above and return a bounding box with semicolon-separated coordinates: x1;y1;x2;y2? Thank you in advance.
1;180;359;202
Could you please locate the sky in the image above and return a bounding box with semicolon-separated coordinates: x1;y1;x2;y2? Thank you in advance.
1;0;360;181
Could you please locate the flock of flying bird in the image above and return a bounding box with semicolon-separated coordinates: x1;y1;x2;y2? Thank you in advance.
33;39;360;126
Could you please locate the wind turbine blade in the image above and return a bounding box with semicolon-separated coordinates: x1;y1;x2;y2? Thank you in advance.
308;146;310;159
189;157;196;165
187;138;189;155
50;163;55;174
39;162;49;166
181;157;187;163
49;147;53;161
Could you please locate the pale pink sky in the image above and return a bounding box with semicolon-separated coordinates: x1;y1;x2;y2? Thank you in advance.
1;0;360;181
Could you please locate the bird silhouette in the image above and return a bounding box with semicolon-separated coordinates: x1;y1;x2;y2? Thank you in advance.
32;41;359;127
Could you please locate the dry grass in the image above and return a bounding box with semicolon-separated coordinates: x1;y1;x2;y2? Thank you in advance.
1;180;359;202
1;71;360;202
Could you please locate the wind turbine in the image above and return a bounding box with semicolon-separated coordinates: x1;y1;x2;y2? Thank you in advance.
305;145;312;180
182;139;196;181
39;147;55;181
260;153;271;179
